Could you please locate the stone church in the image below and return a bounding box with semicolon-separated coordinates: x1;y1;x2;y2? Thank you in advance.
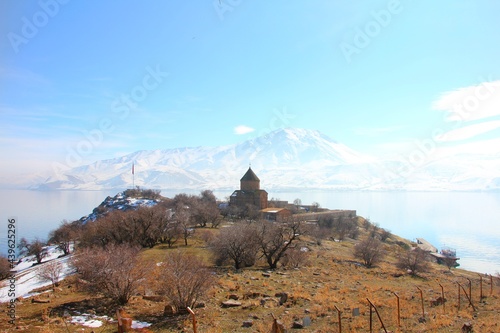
229;167;268;210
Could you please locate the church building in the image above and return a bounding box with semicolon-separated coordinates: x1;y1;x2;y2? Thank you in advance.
229;167;268;210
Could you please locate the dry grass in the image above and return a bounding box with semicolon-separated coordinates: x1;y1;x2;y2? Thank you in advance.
2;221;499;332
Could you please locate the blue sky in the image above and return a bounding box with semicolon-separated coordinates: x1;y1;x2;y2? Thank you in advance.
2;0;500;178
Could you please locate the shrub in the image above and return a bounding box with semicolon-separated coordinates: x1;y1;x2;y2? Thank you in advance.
210;223;259;269
71;244;152;304
396;248;430;276
353;237;385;268
156;251;214;311
37;260;63;288
0;255;11;280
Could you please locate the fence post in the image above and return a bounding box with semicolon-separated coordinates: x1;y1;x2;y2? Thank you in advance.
458;283;476;311
369;301;373;333
366;298;388;333
490;274;493;296
457;282;461;312
466;278;472;305
478;274;483;300
438;283;445;313
416;287;425;319
187;307;197;333
393;292;400;327
334;305;342;333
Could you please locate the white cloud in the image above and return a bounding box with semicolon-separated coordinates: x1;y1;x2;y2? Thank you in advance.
432;80;500;123
437;120;500;142
234;125;255;135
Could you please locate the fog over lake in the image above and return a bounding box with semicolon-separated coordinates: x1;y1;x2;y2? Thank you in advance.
1;189;499;275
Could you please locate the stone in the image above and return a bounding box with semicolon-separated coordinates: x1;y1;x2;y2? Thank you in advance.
302;316;311;327
222;299;242;308
262;272;271;277
229;294;239;300
242;320;253;327
163;305;176;316
292;321;304;329
461;322;473;333
276;292;288;305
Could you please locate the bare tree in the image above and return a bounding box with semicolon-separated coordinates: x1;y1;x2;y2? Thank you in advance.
210;223;259;269
255;218;303;269
0;255;11;280
396;248;431;276
156;251;214;311
49;220;79;255
192;190;221;228
311;202;320;212
72;244;152;305
353;237;385;268
293;198;302;212
38;260;63;288
18;238;48;264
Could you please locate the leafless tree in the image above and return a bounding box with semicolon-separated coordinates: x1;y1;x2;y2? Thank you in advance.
396;248;431;276
311;202;320;212
0;255;11;280
210;223;259;269
71;244;152;305
49;220;79;255
255;218;303;269
156;251;214;311
38;260;63;288
190;190;221;228
18;238;48;264
353;237;385;268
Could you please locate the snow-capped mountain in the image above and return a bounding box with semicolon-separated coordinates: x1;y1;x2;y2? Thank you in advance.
29;128;500;191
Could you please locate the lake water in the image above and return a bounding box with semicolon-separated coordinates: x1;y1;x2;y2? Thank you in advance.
1;189;499;275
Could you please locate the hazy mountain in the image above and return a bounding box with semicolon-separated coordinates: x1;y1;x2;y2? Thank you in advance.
27;128;500;191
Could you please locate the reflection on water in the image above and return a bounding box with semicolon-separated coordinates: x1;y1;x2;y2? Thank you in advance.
1;189;499;274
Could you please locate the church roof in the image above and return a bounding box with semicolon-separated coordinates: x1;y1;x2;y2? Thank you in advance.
240;167;260;182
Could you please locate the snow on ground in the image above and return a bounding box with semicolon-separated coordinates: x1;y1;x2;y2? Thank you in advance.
71;314;108;328
0;245;75;303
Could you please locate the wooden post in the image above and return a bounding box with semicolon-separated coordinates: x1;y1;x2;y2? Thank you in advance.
187;307;197;333
116;309;132;333
479;274;483;300
490;274;494;296
334;305;342;333
439;283;445;313
467;278;472;305
459;283;476;311
369;302;373;333
366;298;388;333
416;287;425;319
457;283;461;312
393;292;400;327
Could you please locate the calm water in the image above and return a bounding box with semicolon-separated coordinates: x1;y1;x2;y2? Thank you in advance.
1;189;499;274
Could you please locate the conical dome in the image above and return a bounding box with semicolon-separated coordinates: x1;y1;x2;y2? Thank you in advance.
240;167;260;190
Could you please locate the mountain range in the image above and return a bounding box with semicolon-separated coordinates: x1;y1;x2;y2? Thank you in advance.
23;128;500;191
